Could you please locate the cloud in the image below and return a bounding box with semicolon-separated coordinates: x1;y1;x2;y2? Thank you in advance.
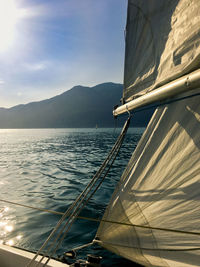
0;0;126;108
23;61;48;71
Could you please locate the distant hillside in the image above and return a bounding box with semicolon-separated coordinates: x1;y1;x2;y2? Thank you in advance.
0;83;154;128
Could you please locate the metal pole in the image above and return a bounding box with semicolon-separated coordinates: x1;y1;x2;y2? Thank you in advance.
113;69;200;117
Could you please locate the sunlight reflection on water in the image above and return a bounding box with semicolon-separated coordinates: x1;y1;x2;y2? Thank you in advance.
0;206;23;247
0;128;144;266
0;207;14;245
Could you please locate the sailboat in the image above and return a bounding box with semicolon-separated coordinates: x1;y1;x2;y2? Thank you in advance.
0;0;200;266
96;0;200;266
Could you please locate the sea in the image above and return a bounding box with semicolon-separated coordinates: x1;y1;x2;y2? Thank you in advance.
0;127;144;266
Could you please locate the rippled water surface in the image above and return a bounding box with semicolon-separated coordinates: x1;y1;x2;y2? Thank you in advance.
0;128;144;266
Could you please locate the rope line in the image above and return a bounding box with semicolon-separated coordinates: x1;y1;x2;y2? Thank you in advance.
95;240;200;252
0;199;63;216
1;197;200;237
26;116;130;267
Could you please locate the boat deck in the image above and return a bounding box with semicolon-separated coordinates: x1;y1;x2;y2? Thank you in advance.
0;244;69;267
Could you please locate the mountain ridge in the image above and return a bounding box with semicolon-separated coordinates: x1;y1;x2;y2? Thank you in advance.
0;83;153;128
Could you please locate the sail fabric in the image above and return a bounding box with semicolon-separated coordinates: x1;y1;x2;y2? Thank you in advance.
96;90;200;266
123;0;200;102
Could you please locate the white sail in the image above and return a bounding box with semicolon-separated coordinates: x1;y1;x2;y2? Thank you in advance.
97;90;200;266
123;0;200;102
96;0;200;265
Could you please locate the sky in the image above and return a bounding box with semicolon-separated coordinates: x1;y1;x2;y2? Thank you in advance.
0;0;127;108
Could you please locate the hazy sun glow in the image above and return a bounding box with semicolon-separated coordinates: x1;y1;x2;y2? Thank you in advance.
0;0;23;51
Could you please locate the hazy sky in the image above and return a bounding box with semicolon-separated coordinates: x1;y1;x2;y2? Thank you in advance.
0;0;127;108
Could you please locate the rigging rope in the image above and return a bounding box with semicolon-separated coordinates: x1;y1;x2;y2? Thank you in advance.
26;116;130;267
95;240;200;252
1;197;200;237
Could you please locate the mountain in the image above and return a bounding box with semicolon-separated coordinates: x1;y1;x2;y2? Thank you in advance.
0;83;154;128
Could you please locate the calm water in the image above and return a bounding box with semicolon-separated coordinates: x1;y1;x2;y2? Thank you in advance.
0;128;144;266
